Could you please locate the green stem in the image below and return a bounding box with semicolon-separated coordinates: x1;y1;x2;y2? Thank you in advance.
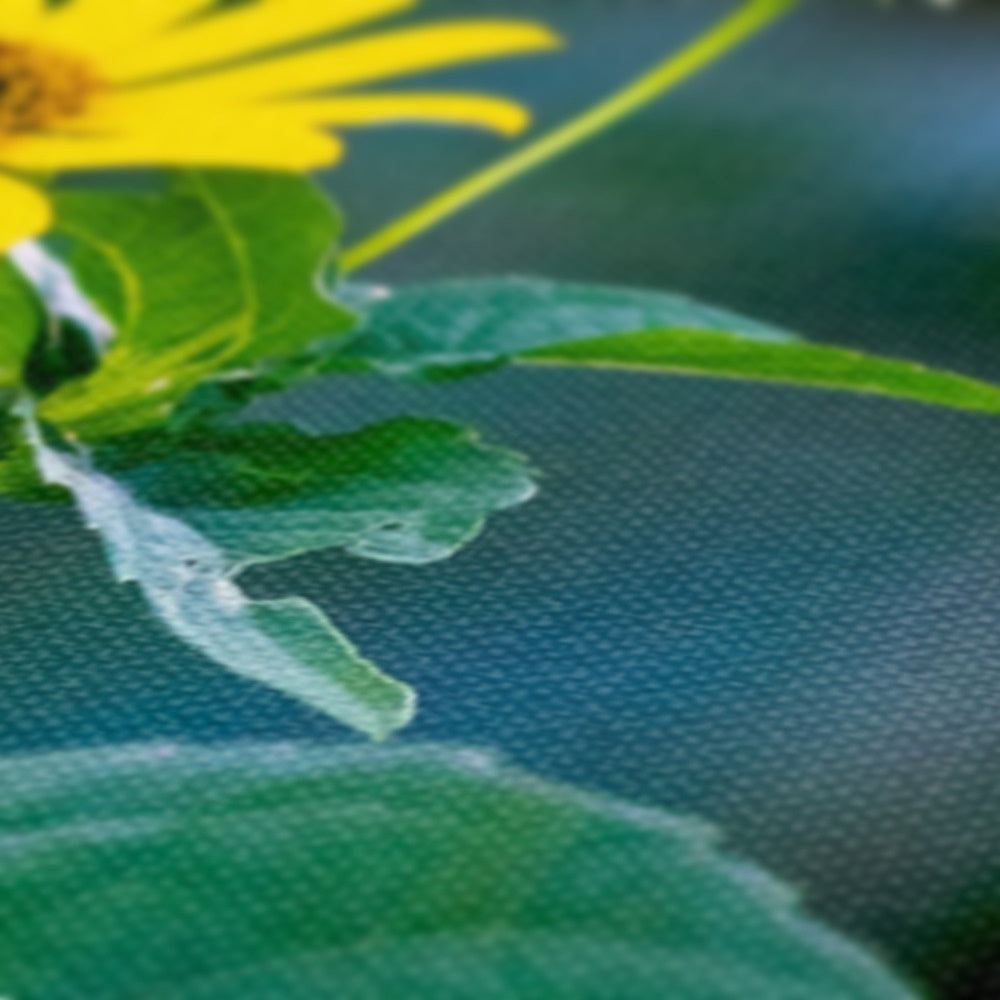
340;0;800;275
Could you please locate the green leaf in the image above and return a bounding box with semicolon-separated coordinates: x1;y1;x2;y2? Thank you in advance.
38;170;354;439
26;416;533;735
0;413;65;503
94;417;536;568
343;276;792;378
524;330;1000;414
0;257;42;393
348;277;1000;414
0;743;919;1000
28;427;414;740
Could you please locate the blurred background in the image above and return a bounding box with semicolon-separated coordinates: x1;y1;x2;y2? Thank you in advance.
3;1;1000;997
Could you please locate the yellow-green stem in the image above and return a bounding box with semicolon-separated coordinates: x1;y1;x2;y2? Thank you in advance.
341;0;800;275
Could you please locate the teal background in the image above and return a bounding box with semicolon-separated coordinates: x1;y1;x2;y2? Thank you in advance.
3;2;1000;997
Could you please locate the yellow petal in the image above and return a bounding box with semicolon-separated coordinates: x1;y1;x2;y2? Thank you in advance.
105;0;417;83
0;0;44;36
31;0;210;61
278;92;532;137
0;173;52;253
2;119;343;171
133;21;562;105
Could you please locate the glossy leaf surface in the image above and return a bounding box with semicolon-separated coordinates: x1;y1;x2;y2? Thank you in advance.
0;743;919;1000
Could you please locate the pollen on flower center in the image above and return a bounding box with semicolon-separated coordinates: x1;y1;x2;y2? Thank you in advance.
0;40;102;139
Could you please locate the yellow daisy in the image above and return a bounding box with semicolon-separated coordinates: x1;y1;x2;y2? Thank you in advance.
0;0;560;251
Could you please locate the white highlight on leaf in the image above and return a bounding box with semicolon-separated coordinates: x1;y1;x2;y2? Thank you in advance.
9;240;114;350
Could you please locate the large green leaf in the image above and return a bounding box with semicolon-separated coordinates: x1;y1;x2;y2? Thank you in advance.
0;743;919;1000
38;171;354;438
26;416;533;736
343;276;792;378
95;417;536;568
347;277;1000;413
0;257;42;393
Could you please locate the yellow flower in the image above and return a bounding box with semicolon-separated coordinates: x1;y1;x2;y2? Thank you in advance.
0;0;560;252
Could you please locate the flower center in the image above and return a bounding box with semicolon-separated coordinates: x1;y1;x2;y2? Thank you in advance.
0;40;102;138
